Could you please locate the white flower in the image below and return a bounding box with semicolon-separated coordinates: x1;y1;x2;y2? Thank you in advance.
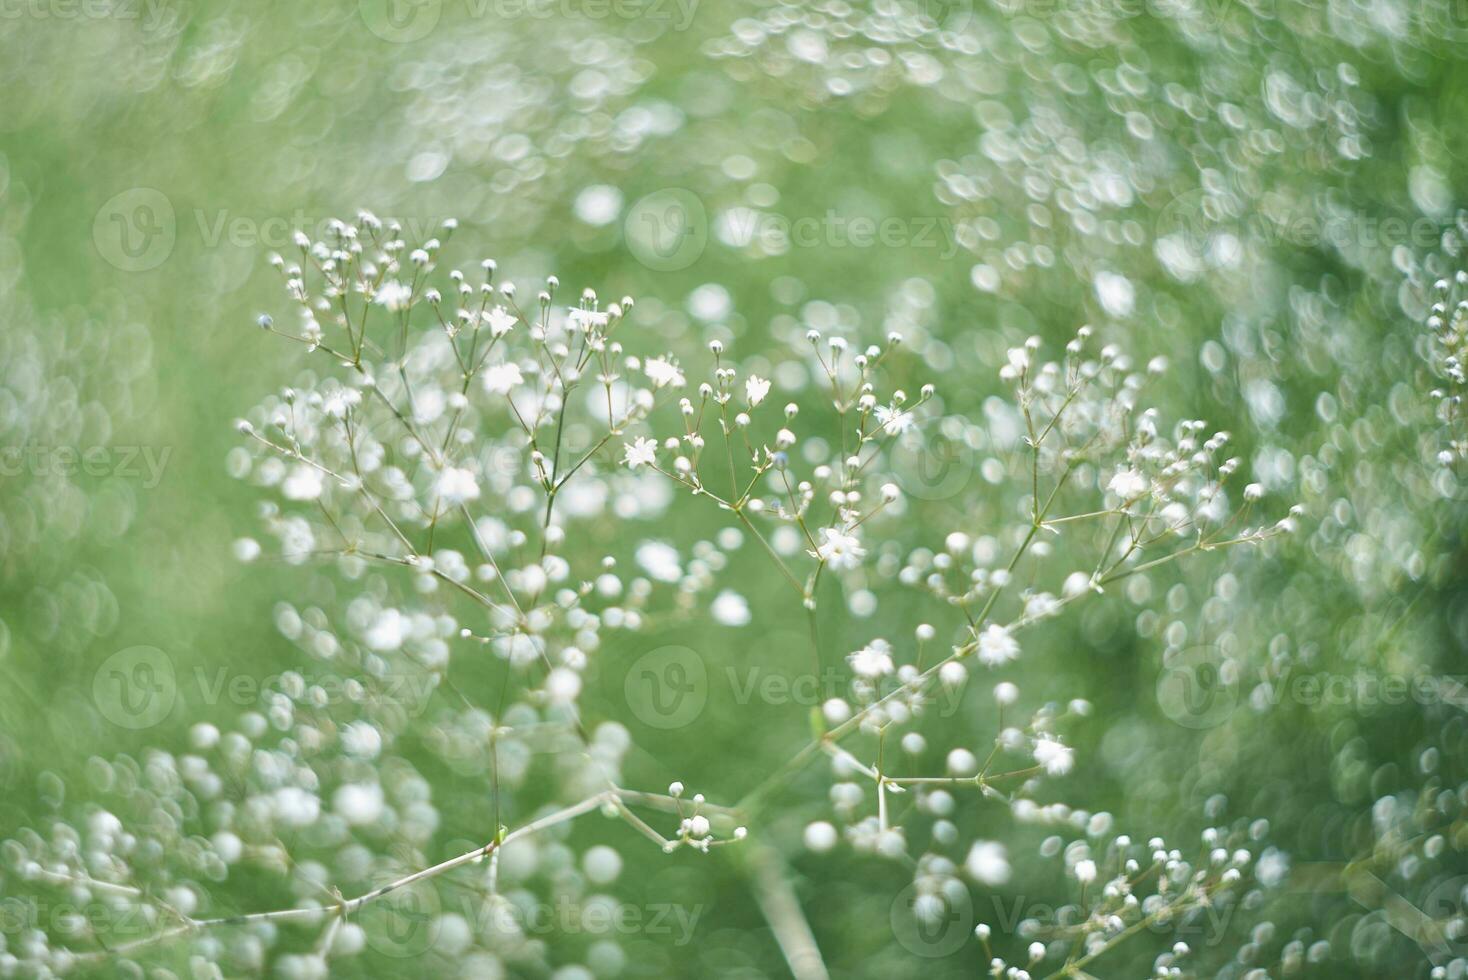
545;667;582;705
745;375;771;406
804;821;838;853
486;306;516;337
874;404;912;435
1034;736;1074;776
644;356;686;388
965;840;1011;886
847;639;894;679
282;463;325;501
340;721;382;759
567;307;611;331
635;540;681;582
375;281;413;311
1023;592;1060;620
822;698;852;724
815;527;865;570
622;436;658;470
939;660;967;688
333;783;385;826
365;609;408;651
1107;467;1148;500
976;624;1020;666
434;466;480;506
711;590;751;626
1073;859;1097;884
482;362;523;395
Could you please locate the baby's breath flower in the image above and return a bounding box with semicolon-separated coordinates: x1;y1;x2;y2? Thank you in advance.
622;437;658;470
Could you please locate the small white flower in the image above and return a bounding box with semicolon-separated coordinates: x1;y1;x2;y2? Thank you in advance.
711;590;751;626
976;624;1020;667
847;639;894;679
634;540;681;582
375;281;413;311
1107;467;1148;500
568;307;611;331
282;464;325;501
1073;858;1097;884
644;356;686;388
486;306;516;337
822;698;852;724
1023;592;1059;620
804;821;838;853
1034;736;1074;776
623;436;658;470
939;660;968;688
482;362;523;395
815;527;865;570
745;374;771;406
965;840;1011;886
874;404;912;435
434;466;480;506
545;667;582;705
